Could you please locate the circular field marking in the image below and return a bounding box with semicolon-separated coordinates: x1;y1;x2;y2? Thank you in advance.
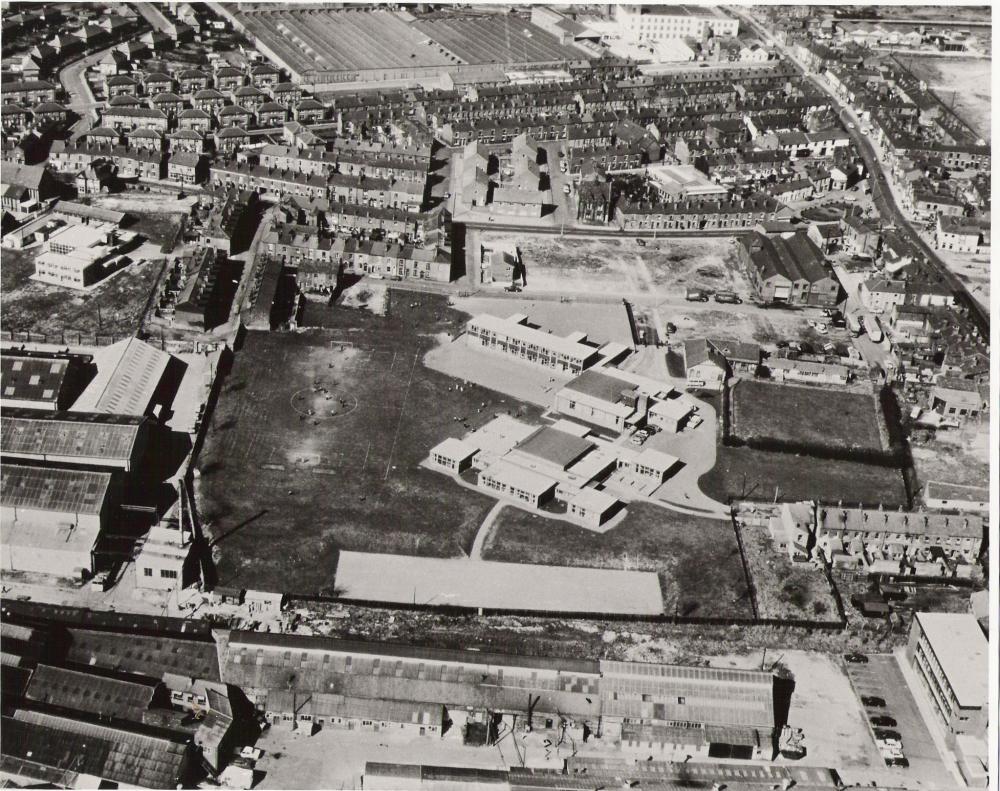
290;387;359;420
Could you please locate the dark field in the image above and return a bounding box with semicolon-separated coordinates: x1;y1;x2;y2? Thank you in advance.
731;379;886;452
699;445;910;508
482;503;753;620
197;291;543;593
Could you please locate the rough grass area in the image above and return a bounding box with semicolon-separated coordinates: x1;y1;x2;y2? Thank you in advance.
197;291;544;593
731;380;887;452
481;503;753;620
700;445;909;508
0;246;161;337
741;521;839;621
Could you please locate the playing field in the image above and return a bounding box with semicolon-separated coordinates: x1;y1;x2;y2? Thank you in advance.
731;380;887;453
197;291;544;593
335;551;664;615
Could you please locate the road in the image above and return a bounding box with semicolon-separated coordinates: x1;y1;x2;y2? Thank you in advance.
58;45;111;135
132;1;176;34
728;7;989;337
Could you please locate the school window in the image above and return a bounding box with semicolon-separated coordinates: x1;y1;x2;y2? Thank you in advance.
160;569;179;579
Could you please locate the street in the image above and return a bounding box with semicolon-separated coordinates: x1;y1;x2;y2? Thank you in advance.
726;7;988;336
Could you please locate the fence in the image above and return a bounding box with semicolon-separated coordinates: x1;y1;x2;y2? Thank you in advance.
0;330;127;347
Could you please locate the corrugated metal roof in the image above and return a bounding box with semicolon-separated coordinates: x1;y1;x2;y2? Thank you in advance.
93;338;170;416
1;464;112;515
4;710;190;789
64;628;221;683
25;664;159;722
2;408;144;464
0;354;75;405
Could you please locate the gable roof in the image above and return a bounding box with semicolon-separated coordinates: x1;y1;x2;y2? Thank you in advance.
91;338;170;416
25;664;160;722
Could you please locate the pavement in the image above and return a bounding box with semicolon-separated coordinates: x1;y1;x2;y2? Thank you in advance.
841;653;957;788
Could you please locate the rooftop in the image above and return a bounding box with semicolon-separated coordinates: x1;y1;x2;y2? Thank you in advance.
915;612;987;708
1;408;145;465
1;463;113;515
514;426;594;469
562;369;637;404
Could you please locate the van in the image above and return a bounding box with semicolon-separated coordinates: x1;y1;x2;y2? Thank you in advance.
686;288;709;302
714;290;742;304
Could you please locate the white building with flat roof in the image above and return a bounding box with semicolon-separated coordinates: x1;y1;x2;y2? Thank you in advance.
614;4;738;42
569;487;620;530
428;437;479;473
31;222;135;289
479;459;557;508
465;313;599;374
906;612;987;742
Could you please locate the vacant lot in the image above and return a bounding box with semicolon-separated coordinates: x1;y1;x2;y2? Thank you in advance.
197;291;544;593
1;246;162;337
478;233;751;301
700;445;910;508
482;503;753;619
731;380;887;452
902;56;991;139
740;521;839;622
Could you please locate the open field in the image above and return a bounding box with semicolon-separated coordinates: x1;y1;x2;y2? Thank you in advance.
909;424;990;492
334;551;664;614
482;503;753;619
700;445;910;508
740;521;839;622
731;380;887;452
899;56;991;139
196;292;545;593
479;233;752;301
0;246;162;337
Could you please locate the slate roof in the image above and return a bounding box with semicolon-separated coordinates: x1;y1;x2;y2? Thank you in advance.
25;664;160;722
1;408;145;465
1;464;113;515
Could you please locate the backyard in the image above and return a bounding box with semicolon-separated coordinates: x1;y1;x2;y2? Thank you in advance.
740;520;840;622
481;502;754;620
730;379;888;452
196;291;545;593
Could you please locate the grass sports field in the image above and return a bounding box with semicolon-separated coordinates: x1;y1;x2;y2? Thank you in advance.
731;380;887;452
197;291;543;593
481;503;754;620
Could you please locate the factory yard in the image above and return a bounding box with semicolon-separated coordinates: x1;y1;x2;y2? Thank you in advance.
730;380;889;453
482;503;754;620
900;57;992;139
196;292;545;593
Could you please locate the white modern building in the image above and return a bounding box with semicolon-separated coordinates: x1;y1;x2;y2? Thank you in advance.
614;5;739;42
465;313;600;374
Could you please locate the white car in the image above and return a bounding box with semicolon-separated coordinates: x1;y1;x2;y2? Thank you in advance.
688;415;703;430
814;323;828;334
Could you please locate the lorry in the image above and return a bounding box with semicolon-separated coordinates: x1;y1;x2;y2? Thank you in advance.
685;288;709;302
714;290;742;304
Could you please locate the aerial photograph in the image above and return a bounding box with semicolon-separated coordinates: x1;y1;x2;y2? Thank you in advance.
0;1;993;789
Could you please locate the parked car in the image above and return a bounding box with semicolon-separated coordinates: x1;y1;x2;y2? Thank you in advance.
884;756;909;768
844;653;868;664
862;696;887;708
875;729;901;741
636;238;646;246
687;415;703;430
870;715;897;728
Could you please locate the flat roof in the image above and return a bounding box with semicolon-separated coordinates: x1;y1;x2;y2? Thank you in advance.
469;314;595;362
915;612;987;708
430;436;479;460
514;426;594;469
334;552;664;615
649;397;693;420
482;459;556;497
562;369;636;404
571;487;619;513
1;463;113;515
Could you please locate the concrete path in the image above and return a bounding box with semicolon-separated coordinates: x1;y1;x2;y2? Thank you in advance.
469;501;505;560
